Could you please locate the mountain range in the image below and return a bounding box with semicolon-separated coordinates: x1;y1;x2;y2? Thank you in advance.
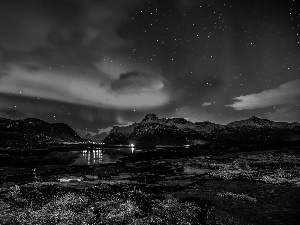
1;114;299;149
0;117;82;148
82;132;108;142
103;113;300;146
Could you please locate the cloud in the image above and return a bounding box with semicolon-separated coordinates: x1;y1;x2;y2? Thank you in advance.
226;79;300;110
97;127;113;134
0;0;138;53
0;1;170;111
0;0;54;52
0;65;169;109
111;72;164;94
265;106;300;122
202;102;212;107
0;0;142;76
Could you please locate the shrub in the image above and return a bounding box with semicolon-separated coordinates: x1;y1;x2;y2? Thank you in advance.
217;192;257;202
0;186;214;225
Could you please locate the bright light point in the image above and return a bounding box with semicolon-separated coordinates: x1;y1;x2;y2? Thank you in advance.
130;144;134;147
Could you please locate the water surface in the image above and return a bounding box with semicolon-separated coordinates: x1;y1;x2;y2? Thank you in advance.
71;148;123;165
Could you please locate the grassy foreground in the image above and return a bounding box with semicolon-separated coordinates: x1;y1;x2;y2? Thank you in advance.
0;182;213;225
1;148;300;224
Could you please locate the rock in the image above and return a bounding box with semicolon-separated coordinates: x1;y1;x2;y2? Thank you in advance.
58;176;84;182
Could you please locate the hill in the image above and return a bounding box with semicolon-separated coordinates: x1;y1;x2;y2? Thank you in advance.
0;117;83;149
103;114;300;146
81;132;108;142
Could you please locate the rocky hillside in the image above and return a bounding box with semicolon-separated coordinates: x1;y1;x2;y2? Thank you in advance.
104;123;139;145
103;114;300;146
225;116;300;141
0;117;83;148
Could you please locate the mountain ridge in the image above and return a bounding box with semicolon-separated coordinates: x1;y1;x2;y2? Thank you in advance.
81;132;108;142
103;114;300;146
0;117;83;148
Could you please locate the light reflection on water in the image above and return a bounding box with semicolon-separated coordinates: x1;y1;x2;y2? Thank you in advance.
82;149;102;165
71;148;124;165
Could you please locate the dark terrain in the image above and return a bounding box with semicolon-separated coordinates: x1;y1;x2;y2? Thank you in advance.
0;117;83;150
104;113;300;146
1;145;300;224
0;115;300;224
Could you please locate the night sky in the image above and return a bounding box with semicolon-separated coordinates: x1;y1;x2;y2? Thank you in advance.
0;0;299;136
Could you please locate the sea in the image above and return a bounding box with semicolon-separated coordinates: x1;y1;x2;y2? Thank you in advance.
0;147;142;185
